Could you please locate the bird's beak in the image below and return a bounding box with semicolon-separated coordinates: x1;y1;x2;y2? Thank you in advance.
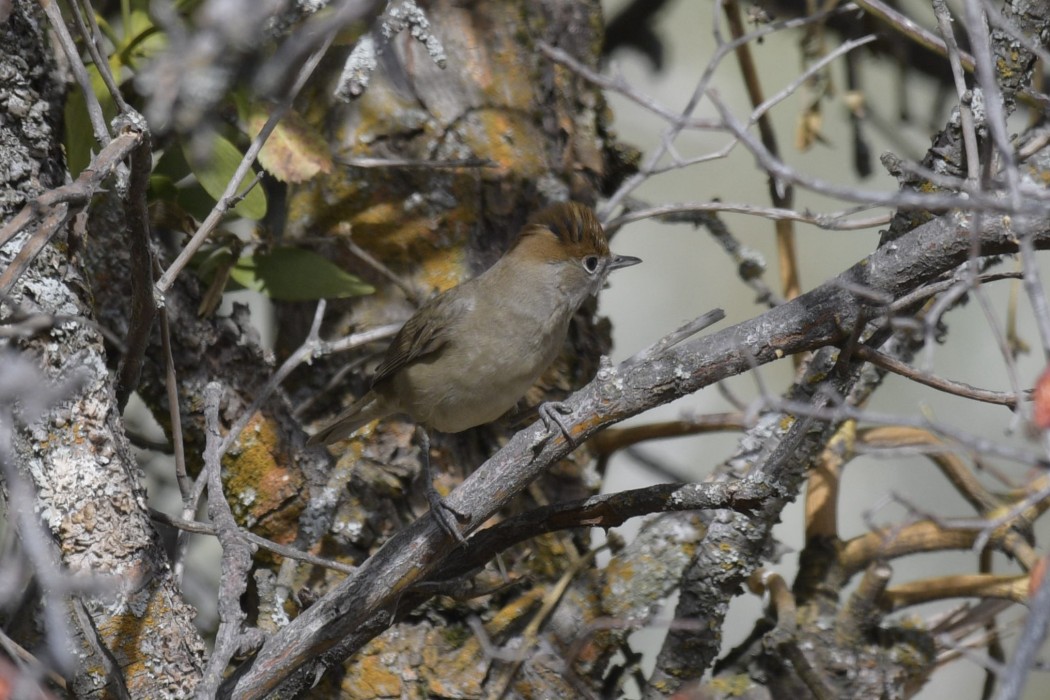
609;254;642;271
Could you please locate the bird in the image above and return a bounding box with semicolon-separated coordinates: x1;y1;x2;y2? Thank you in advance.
308;201;641;540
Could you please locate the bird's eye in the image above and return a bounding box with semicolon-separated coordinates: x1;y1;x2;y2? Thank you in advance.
583;255;600;274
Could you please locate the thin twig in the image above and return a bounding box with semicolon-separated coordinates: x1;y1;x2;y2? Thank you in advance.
724;0;799;303
709;91;1049;215
344;239;422;305
115;114;157;407
539;42;716;130
994;556;1050;700
158;303;191;503
199;382;258;697
606;201;891;233
750;35;877;126
853;345;1021;407
155;39;334;295
67;0;130;113
853;0;975;73
149;508;356;575
0;628;67;693
38;0;110;145
336;156;495;169
601;1;864;218
933;0;980;183
219;300;328;454
961;0;1021;207
770;395;1049;470
888;271;1022;314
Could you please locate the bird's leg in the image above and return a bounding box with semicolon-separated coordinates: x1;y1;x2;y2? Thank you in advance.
416;426;469;545
531;401;575;452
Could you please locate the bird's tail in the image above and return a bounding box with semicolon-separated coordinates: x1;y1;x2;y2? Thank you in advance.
306;392;387;446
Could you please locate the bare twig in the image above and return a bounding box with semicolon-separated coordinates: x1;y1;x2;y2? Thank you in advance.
994;559;1050;700
150;509;355;575
933;0;980;183
198;382;260;697
38;0;110;145
155;39;334;295
723;0;799;302
709;91;1049;215
67;0;130;113
115;113;157;407
853;345;1021;407
853;0;975;73
606;200;891;234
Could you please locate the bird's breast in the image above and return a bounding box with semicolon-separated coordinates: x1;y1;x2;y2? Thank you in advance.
395;286;571;432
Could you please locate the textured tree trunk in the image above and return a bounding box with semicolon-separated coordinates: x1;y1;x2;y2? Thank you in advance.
0;1;205;697
261;1;640;695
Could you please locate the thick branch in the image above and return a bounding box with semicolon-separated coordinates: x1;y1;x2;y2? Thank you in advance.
222;191;1050;697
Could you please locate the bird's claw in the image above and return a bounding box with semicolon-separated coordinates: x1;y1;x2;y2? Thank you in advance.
424;483;469;545
416;426;469;545
531;401;575;452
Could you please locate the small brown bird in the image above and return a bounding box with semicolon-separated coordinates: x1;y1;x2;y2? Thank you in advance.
308;202;640;538
310;202;639;444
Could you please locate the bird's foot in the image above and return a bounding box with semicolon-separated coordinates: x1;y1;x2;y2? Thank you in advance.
417;426;469;545
531;401;575;452
423;479;469;546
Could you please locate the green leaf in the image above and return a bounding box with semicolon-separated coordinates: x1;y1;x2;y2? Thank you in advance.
181;136;268;221
119;10;167;68
244;104;333;183
153;143;192;180
192;245;237;283
148;173;178;202
192;245;239;316
229;247;375;301
175;181;222;222
64;63;118;177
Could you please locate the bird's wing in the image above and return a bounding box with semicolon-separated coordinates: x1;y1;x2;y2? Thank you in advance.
371;290;472;386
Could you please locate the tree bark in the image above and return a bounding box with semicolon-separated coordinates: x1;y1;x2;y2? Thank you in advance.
0;1;205;697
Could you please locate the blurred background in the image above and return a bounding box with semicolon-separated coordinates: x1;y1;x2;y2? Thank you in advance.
598;0;1050;697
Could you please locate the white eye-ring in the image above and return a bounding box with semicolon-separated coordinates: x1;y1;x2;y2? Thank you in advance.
583;255;601;274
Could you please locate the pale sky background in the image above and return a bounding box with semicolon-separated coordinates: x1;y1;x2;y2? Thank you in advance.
597;0;1049;698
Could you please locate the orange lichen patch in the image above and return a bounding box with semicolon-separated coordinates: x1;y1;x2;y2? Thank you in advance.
343;651;403;697
421;627;486;697
222;412;304;535
283;172;362;234
419;3;520;108
94;586;200;694
96;610;147;669
601;558;635;598
336;621;486;698
488;587;546;635
996;56;1015;79
1026;164;1050;186
569;408;605;442
467;34;534;109
522;532;578;579
459;109;548;177
349;208;440;259
350;80;429;142
351;200;403;227
418;244;468;294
